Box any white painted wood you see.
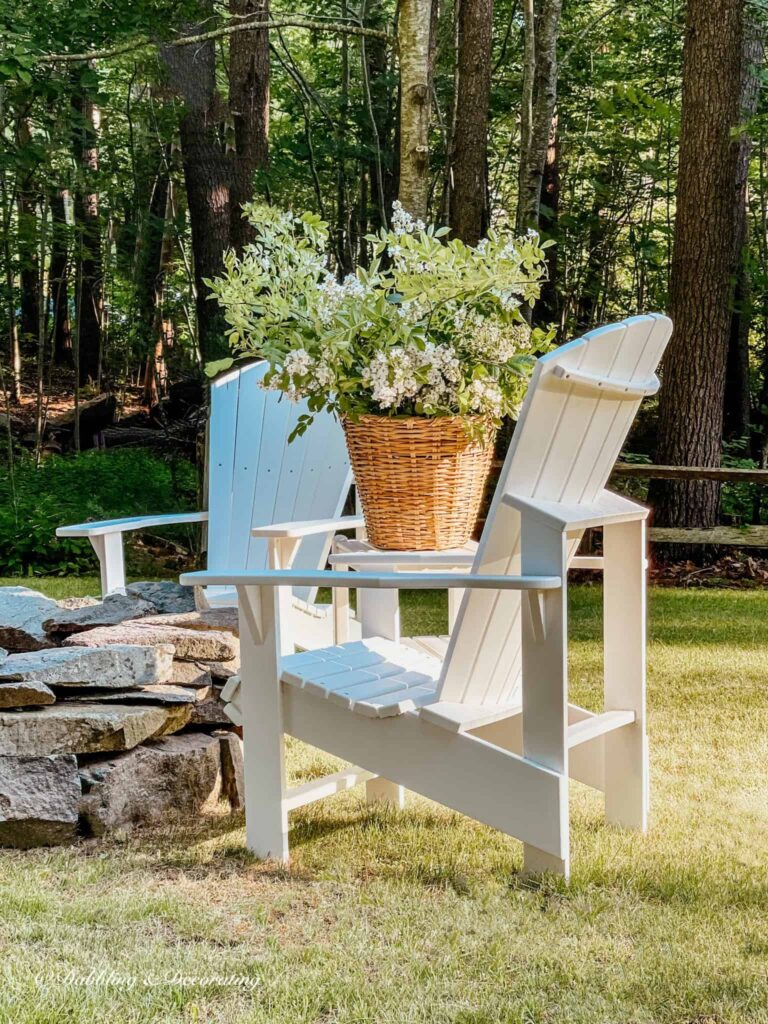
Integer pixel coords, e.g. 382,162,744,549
88,533,127,595
285,768,375,811
358,587,401,642
603,518,649,831
281,683,566,858
503,489,648,532
550,363,660,398
177,315,671,878
365,777,406,809
253,516,364,539
520,518,569,878
180,569,562,591
237,584,289,861
59,362,353,638
57,510,209,538
419,700,522,733
567,709,635,748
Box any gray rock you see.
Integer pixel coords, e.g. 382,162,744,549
142,607,239,636
200,656,241,681
0,645,173,690
0,587,58,652
0,702,188,756
188,691,233,727
78,732,222,836
43,593,156,637
216,731,244,810
63,623,238,662
0,754,80,848
71,685,199,707
56,596,100,611
169,660,213,689
126,581,196,615
0,680,56,709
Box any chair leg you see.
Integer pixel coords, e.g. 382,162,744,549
366,777,405,809
238,584,290,862
523,844,568,877
90,534,126,596
603,520,649,832
521,519,570,879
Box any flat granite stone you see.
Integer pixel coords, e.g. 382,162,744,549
0,680,56,709
125,581,197,615
0,702,188,756
141,607,239,636
0,754,80,848
187,692,233,728
43,593,157,637
71,685,201,707
78,732,222,836
199,656,241,681
63,623,238,662
0,587,59,652
0,645,173,690
168,660,213,689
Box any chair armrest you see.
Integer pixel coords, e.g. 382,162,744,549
180,568,561,591
503,489,648,531
250,516,364,539
57,511,209,538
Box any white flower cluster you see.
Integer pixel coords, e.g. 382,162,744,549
362,342,461,411
316,273,368,325
465,377,506,418
391,200,426,237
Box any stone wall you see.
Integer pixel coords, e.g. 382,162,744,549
0,584,243,847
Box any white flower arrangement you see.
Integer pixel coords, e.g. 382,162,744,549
207,202,554,437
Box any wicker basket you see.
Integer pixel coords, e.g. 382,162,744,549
343,414,497,550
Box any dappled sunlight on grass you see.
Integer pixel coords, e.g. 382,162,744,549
0,585,767,1022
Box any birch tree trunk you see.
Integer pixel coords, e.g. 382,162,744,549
397,0,432,219
516,0,562,234
651,0,744,530
447,0,493,245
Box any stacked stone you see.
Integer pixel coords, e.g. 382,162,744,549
0,583,244,848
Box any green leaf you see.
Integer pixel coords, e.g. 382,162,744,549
204,358,235,379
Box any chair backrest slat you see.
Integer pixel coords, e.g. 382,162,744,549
437,314,672,707
207,363,351,592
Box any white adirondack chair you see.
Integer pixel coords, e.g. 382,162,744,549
180,314,672,878
57,361,360,647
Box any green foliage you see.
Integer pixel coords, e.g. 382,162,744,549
211,203,554,432
0,450,197,576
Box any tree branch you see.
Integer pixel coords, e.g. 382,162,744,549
37,16,394,65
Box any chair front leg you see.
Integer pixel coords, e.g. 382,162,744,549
520,517,569,878
89,533,126,596
237,583,289,862
603,518,649,832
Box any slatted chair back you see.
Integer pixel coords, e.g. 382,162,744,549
206,362,352,600
437,314,672,707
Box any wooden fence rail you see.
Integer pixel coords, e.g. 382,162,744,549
485,461,768,547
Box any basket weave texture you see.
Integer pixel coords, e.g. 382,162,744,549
343,414,496,551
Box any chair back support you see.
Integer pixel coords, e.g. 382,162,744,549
437,314,672,706
207,362,352,595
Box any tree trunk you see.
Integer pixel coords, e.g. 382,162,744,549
71,81,103,385
136,165,170,388
537,112,560,326
447,0,493,245
48,189,72,366
516,0,562,234
723,17,764,442
397,0,432,219
650,0,744,529
161,22,231,363
228,0,270,253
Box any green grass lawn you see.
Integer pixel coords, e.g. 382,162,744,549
1,582,767,1023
